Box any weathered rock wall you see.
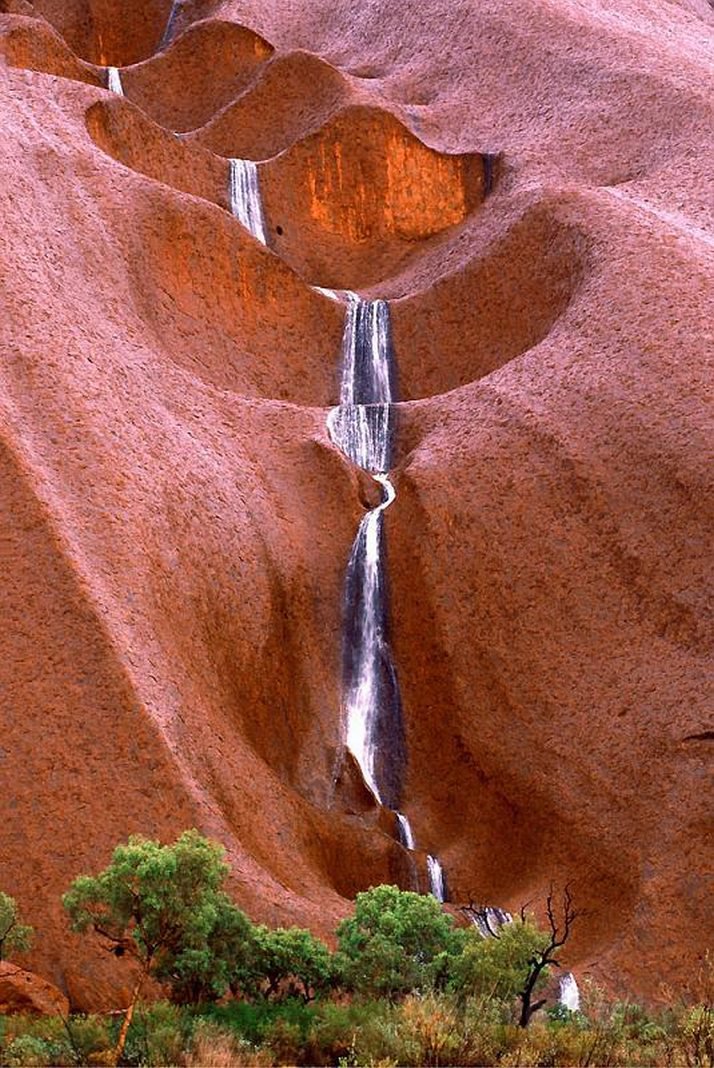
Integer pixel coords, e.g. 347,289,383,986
0,0,711,1007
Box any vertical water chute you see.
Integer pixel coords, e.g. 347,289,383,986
228,158,268,246
329,296,404,810
427,855,446,902
106,67,124,95
159,0,180,50
396,812,415,850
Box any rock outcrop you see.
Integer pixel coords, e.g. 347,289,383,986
0,0,711,1009
0,963,69,1016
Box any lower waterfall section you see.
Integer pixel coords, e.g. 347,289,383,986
341,471,405,809
328,294,447,900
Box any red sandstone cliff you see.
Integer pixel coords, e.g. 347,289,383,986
0,0,711,1008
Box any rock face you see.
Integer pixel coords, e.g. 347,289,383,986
0,0,711,1009
0,963,70,1016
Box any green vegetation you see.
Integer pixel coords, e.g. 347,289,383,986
335,883,464,998
0,893,33,961
0,831,710,1066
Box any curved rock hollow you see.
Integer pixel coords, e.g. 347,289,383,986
390,197,587,400
15,0,174,64
86,97,228,207
119,20,274,133
260,106,489,289
128,192,345,403
186,50,349,161
0,15,103,85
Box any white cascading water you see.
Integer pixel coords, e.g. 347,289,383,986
106,67,124,95
427,855,446,902
329,297,403,808
228,159,268,245
329,294,448,898
341,474,398,802
558,972,581,1012
396,812,415,850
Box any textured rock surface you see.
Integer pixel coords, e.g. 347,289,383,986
0,963,70,1016
0,0,711,1009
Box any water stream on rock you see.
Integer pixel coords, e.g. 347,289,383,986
159,0,180,50
427,854,446,902
328,294,447,899
228,159,268,245
558,972,581,1011
106,67,124,95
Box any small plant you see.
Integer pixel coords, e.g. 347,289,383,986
0,892,33,961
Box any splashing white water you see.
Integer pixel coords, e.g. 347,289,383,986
228,159,267,245
427,855,445,902
559,972,580,1012
106,67,124,95
327,404,391,474
327,296,394,473
396,812,415,849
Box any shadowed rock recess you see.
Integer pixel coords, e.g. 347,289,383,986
0,0,712,1010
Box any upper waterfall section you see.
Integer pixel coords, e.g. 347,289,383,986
328,296,396,474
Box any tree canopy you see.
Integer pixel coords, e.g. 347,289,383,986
336,884,465,998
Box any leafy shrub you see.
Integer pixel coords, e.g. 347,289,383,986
0,894,33,962
252,925,334,1002
336,885,464,998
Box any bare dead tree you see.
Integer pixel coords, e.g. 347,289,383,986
518,884,577,1027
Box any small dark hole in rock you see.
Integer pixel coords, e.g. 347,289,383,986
275,225,283,235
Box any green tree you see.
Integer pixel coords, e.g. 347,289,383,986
336,885,464,999
160,892,257,1005
253,925,334,1001
63,829,253,1060
0,892,33,960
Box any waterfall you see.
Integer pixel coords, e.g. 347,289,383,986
396,812,415,850
106,67,124,95
329,297,404,810
558,972,580,1012
228,159,268,245
329,295,449,896
427,855,446,902
327,296,394,472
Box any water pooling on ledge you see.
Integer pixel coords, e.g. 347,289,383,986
328,294,447,899
228,159,268,245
